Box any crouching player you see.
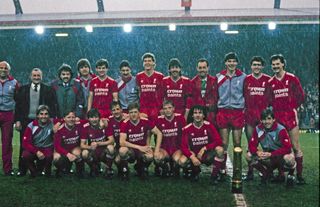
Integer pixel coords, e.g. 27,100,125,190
155,100,186,177
179,105,224,184
119,102,163,180
247,107,296,187
22,105,56,177
53,111,84,178
106,101,125,176
80,108,115,178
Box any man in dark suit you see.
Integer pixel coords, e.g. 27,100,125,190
15,68,58,176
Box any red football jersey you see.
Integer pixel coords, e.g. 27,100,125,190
54,124,81,155
120,118,155,146
267,72,304,111
181,121,222,157
106,116,123,147
136,71,164,113
89,76,118,112
244,74,270,110
156,113,186,150
161,76,192,115
80,122,108,143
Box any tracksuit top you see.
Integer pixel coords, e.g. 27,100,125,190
216,69,246,109
0,76,18,111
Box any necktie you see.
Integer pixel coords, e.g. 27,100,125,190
34,83,38,92
201,79,206,97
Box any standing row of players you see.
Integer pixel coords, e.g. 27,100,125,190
0,51,305,185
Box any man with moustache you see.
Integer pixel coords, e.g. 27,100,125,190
116,60,139,113
15,68,58,176
51,64,84,119
267,54,305,184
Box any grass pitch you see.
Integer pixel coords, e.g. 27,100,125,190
0,132,318,207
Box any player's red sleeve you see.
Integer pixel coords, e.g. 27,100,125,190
54,132,69,155
248,128,259,155
22,126,39,154
243,77,250,108
292,76,305,108
206,124,223,150
181,127,192,158
111,80,119,93
271,129,292,156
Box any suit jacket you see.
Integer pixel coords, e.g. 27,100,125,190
14,82,58,122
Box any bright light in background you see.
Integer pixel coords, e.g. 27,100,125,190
220,23,228,31
55,33,69,37
169,24,176,31
225,30,239,34
123,24,132,33
35,25,44,34
268,22,277,30
85,25,93,33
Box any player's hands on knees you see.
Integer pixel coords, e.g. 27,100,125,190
190,155,201,166
257,151,271,160
66,153,78,162
197,147,206,160
154,150,161,160
139,145,153,154
90,142,98,150
36,151,45,160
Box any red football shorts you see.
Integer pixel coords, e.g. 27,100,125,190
274,110,298,130
216,108,245,129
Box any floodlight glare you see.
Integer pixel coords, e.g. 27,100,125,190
35,25,44,34
268,22,277,30
55,33,69,37
85,25,93,33
225,30,239,34
169,24,176,31
220,23,228,31
123,24,132,33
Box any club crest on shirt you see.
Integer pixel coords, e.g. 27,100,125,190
75,130,78,135
106,83,109,87
174,122,177,127
166,85,170,89
153,79,157,84
162,124,165,128
180,84,183,89
204,129,207,135
89,134,93,138
262,82,265,87
286,80,289,85
141,127,144,132
129,129,132,133
62,136,66,139
272,84,275,88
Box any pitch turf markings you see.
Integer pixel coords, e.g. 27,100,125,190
226,154,248,207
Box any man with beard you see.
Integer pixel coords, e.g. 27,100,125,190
51,64,84,119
